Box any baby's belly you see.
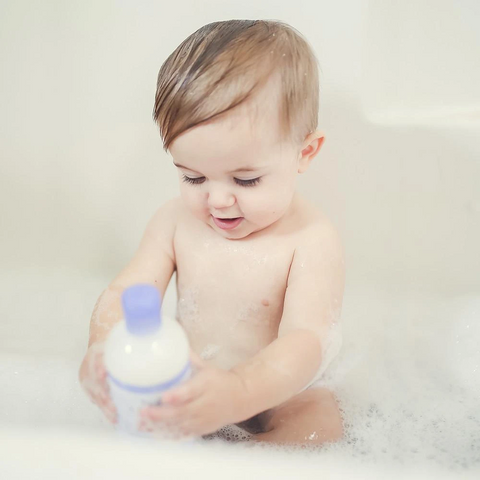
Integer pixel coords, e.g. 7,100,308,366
175,289,281,370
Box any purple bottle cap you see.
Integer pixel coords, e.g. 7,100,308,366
121,284,162,336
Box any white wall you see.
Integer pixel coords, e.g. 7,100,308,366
1,0,479,294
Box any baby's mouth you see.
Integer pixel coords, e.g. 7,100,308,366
211,216,244,230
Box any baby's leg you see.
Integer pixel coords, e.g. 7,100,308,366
251,387,344,446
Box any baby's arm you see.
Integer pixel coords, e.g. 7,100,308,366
87,198,178,346
231,222,345,419
139,221,346,436
78,198,179,419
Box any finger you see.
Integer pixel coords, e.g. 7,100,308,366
91,390,110,410
102,396,117,415
100,371,111,392
80,355,104,395
90,388,117,416
139,417,175,432
154,425,188,440
143,404,184,423
99,395,117,423
139,417,187,439
95,364,113,398
162,375,205,405
172,415,213,438
101,404,117,423
88,394,116,424
98,364,107,379
95,352,107,378
86,378,110,402
156,398,207,433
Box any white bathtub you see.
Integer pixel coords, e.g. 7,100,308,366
1,0,479,478
1,269,479,478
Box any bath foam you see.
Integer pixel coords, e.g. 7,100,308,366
203,424,253,443
176,287,202,331
445,297,480,396
3,272,479,474
209,241,268,266
200,344,221,360
197,290,480,473
299,289,480,472
92,288,122,332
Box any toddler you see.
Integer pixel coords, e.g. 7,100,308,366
79,19,345,446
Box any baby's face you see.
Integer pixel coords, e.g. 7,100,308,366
169,101,302,240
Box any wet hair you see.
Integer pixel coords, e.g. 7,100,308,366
153,19,320,152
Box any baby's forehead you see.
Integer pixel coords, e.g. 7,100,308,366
170,76,289,163
172,128,273,172
172,104,281,159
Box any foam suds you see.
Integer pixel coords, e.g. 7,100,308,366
176,287,202,331
203,239,268,266
1,274,479,474
91,288,122,332
200,344,221,360
199,288,480,473
203,424,253,443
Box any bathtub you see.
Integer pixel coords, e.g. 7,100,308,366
1,0,479,478
1,269,479,478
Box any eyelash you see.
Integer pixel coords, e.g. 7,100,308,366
181,175,261,188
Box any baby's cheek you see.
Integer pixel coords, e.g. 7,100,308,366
181,190,206,218
248,195,285,223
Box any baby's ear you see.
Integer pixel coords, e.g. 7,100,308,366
298,131,325,173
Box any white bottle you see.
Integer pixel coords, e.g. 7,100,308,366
104,284,191,437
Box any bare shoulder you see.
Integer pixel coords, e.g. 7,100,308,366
297,197,343,248
293,194,344,261
147,196,184,232
144,196,185,260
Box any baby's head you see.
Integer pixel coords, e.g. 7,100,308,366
153,20,324,240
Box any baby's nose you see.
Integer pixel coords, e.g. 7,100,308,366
207,186,235,209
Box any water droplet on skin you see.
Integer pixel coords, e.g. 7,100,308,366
201,344,221,360
177,287,201,329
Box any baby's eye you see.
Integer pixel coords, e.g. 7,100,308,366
182,175,205,185
235,177,261,187
182,175,261,187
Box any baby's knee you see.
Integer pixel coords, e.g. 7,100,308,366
319,415,344,444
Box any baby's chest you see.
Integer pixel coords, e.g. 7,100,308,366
174,236,294,322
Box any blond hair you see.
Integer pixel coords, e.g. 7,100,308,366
153,19,320,152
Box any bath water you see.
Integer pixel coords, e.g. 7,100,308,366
0,272,479,473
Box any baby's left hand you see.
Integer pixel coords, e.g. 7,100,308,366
139,352,249,438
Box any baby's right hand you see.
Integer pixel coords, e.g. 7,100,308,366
78,342,117,424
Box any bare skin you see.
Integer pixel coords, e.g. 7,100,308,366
79,79,345,446
235,387,344,446
171,195,344,445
